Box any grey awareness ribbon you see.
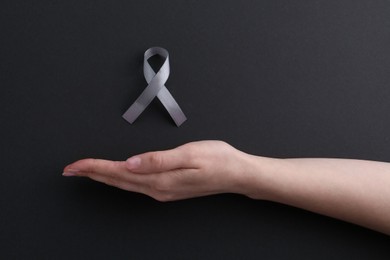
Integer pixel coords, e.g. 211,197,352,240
122,47,187,126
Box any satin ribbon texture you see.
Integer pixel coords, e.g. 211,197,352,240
122,47,187,127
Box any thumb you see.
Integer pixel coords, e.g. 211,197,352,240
126,147,193,173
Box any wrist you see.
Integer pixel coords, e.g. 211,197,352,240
238,153,283,200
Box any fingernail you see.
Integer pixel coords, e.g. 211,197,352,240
62,169,80,177
126,156,141,170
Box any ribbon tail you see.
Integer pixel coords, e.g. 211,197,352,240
157,87,187,126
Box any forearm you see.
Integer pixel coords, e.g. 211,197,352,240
242,155,390,235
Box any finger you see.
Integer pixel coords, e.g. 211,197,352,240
126,147,196,174
63,158,148,184
86,172,147,194
63,158,128,177
63,158,155,192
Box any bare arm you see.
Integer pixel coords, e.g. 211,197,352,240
63,141,390,235
244,156,390,235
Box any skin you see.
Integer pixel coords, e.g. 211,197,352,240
63,140,390,235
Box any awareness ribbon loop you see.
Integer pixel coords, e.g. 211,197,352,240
122,47,187,126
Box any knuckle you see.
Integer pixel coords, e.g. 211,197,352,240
185,148,198,164
88,158,100,173
153,177,173,192
217,140,230,147
106,177,121,188
178,144,199,165
148,176,177,202
153,192,174,202
149,152,164,169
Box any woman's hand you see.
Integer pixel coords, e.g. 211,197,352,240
64,140,390,234
63,141,255,201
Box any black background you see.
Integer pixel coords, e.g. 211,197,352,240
1,0,389,258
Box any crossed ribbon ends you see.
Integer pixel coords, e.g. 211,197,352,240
122,47,187,127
